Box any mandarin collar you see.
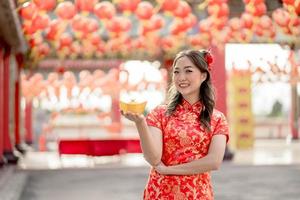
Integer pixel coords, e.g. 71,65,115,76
179,98,203,115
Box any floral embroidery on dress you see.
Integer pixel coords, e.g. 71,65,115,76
144,99,229,200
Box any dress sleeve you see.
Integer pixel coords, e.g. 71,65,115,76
212,112,229,143
145,106,164,130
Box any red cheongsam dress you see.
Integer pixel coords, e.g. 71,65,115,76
144,99,229,200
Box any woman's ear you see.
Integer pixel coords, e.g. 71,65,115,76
201,72,207,81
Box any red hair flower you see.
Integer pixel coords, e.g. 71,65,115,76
204,51,213,71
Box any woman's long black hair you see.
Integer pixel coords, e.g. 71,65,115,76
166,49,215,131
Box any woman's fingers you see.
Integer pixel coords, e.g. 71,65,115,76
120,110,144,122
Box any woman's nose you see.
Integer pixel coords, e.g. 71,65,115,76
178,73,186,81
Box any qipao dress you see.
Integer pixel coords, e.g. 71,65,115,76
144,99,229,200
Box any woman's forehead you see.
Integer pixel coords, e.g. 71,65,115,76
174,56,195,68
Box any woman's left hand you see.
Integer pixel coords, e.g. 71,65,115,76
154,162,169,175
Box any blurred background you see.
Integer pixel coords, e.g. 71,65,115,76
0,0,299,199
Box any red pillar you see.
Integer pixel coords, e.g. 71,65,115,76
211,46,234,160
0,48,5,166
3,48,18,164
25,101,33,144
15,54,23,152
211,46,227,114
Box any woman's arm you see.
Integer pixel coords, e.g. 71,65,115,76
155,135,226,175
121,111,162,166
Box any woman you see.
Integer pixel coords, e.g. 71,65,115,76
121,49,229,199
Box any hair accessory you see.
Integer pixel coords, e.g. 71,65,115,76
204,50,213,71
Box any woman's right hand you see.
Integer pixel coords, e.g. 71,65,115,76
120,110,145,124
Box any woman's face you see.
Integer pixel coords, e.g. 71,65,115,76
173,56,207,102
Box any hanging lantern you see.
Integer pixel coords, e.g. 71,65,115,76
158,0,180,12
173,1,191,18
243,0,264,3
32,13,50,30
240,12,254,29
135,1,154,20
94,1,116,20
75,0,97,12
71,15,87,32
56,1,77,20
83,18,99,33
259,15,273,30
106,16,131,34
23,24,37,35
272,8,290,27
207,3,229,18
116,0,140,14
33,0,56,11
59,33,73,47
46,19,65,41
19,2,37,20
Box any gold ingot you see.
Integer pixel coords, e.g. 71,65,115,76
119,100,147,114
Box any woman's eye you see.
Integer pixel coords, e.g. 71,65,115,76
186,70,193,73
173,71,179,74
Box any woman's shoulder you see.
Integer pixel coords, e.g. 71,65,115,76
212,109,226,120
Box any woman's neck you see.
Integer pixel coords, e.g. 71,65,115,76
182,96,200,105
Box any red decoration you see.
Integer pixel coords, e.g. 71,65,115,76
117,0,140,13
135,2,154,20
173,1,191,18
33,0,56,11
75,0,97,12
56,2,77,20
272,8,290,27
240,12,254,29
32,14,50,30
46,19,65,41
94,2,116,20
106,16,131,34
207,3,229,18
19,2,37,20
204,51,213,70
159,0,180,12
59,33,73,47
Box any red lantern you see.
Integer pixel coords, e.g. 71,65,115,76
117,0,140,13
33,0,56,11
243,0,264,4
282,0,295,5
71,15,86,32
56,2,76,20
207,3,229,18
228,17,241,31
32,14,50,30
23,24,37,35
209,0,228,4
37,43,50,56
198,18,212,33
160,37,175,50
59,33,73,47
83,18,99,33
19,2,37,20
246,3,266,16
135,2,154,20
159,0,180,12
75,0,97,12
106,16,131,34
259,15,272,30
173,1,191,18
94,1,116,20
46,19,65,41
90,34,102,46
272,8,290,27
240,12,254,29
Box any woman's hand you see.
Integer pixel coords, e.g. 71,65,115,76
120,110,145,124
154,162,169,175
